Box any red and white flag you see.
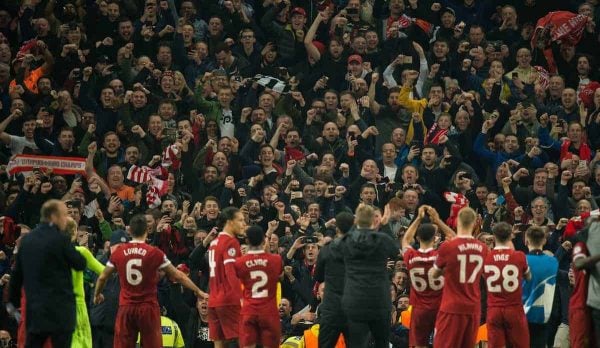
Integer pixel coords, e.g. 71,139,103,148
7,154,87,176
127,165,168,208
162,145,180,169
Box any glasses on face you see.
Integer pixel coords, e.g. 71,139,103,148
533,205,546,210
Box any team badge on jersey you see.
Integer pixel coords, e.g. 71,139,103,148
228,248,237,257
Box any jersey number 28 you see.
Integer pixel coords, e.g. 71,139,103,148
484,264,519,293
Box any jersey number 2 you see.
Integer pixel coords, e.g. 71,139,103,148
250,270,268,298
126,259,143,286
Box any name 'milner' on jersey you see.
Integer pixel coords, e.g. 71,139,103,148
108,241,171,305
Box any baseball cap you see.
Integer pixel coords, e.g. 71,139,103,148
291,7,306,17
312,40,326,55
440,7,455,16
97,55,110,64
347,54,363,65
110,229,131,247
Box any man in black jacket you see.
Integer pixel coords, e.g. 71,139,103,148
338,204,399,348
314,211,354,348
9,199,87,348
90,230,128,348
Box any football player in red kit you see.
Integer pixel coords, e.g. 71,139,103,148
571,234,597,348
94,215,208,348
483,222,531,348
207,207,246,347
402,205,455,348
431,207,488,348
234,225,283,348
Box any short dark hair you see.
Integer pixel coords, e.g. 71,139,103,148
360,183,376,193
214,42,230,54
492,222,512,242
218,207,240,228
417,223,436,242
129,214,148,237
246,225,264,247
526,226,546,246
335,212,354,235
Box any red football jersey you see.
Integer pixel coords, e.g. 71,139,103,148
434,236,488,314
404,247,443,310
207,232,242,307
483,247,529,307
234,250,282,314
570,242,590,310
108,241,170,305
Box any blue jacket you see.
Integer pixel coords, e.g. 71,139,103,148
473,132,543,174
522,250,558,324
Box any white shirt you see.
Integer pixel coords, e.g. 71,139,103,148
8,136,37,155
220,109,234,138
384,164,397,181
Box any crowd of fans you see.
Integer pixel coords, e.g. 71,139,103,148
0,0,600,346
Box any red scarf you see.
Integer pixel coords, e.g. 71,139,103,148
560,140,591,162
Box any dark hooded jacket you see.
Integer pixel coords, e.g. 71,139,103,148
337,227,399,319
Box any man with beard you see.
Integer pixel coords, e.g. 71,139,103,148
115,17,134,48
123,144,143,167
284,235,320,313
169,285,212,348
244,198,264,226
0,112,38,155
80,131,125,178
182,157,225,204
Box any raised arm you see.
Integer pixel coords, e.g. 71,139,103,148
427,206,456,240
0,109,21,145
304,11,325,62
76,246,105,274
163,263,209,299
367,73,381,115
402,206,426,250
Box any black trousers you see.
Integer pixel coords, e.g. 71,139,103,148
26,331,72,348
592,308,600,347
346,314,389,348
319,319,349,348
528,322,548,348
92,326,114,348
